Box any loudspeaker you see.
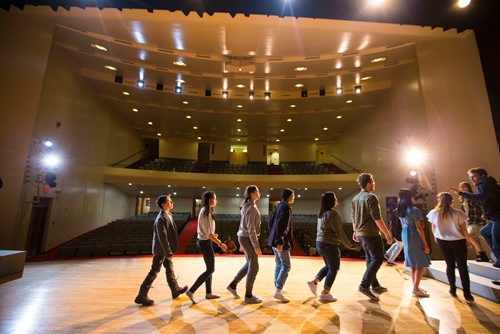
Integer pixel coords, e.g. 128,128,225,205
205,89,212,96
156,83,163,91
301,90,308,98
319,88,325,96
114,75,123,84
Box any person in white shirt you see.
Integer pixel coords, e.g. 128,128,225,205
186,191,227,304
427,192,474,302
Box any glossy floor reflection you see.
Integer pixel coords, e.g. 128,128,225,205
0,256,499,333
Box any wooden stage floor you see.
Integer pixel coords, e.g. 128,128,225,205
1,255,499,333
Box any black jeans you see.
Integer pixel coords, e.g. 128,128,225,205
315,241,340,290
189,239,215,294
358,236,384,289
437,238,471,294
140,255,179,293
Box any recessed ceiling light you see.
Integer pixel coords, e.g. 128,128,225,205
197,136,202,140
290,104,296,108
176,79,186,84
287,118,292,122
276,139,280,142
148,121,153,125
371,57,386,63
294,66,307,72
280,129,285,132
295,83,304,88
105,65,117,71
361,76,372,81
173,61,186,66
323,127,328,131
297,194,301,198
182,101,189,104
186,115,191,119
91,44,107,51
122,91,130,95
266,194,270,197
337,115,343,119
237,138,241,141
315,138,319,141
140,190,144,194
338,187,343,190
237,105,243,108
236,194,240,197
157,133,162,136
237,129,242,132
305,188,308,190
173,192,177,195
132,108,139,112
236,84,246,88
458,0,471,8
168,185,171,187
237,118,242,122
128,183,132,186
193,126,198,129
346,100,353,104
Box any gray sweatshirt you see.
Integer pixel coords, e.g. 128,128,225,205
237,201,262,250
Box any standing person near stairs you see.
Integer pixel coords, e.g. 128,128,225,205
134,195,188,306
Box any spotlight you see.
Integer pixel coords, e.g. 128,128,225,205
249,91,254,100
355,85,362,94
42,153,61,169
301,90,308,98
42,139,54,148
175,85,182,94
319,88,325,96
336,87,343,95
264,92,271,100
205,89,212,97
156,83,163,91
222,91,229,99
114,74,123,84
136,80,144,88
457,0,471,8
404,148,427,166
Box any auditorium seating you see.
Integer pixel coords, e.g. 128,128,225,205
57,212,191,258
133,159,346,175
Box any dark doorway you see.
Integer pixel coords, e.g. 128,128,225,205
198,143,211,163
26,197,51,257
143,138,159,160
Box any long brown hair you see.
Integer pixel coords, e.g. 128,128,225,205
435,192,453,220
244,185,258,204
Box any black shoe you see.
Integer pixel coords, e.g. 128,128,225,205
372,286,388,293
359,286,380,301
135,295,154,306
493,260,500,268
464,293,474,302
476,252,490,262
492,280,500,286
449,288,457,297
172,285,188,299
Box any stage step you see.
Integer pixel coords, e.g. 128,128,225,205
427,260,499,303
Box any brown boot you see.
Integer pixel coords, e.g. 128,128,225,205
171,284,188,299
135,286,154,306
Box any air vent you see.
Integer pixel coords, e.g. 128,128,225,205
196,54,212,59
115,39,133,45
158,48,173,54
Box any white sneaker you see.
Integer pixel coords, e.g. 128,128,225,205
307,281,318,296
320,292,337,302
273,289,290,303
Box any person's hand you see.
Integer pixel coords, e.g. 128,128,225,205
424,246,431,254
353,232,359,243
449,188,459,195
276,244,283,252
255,248,263,256
220,243,227,252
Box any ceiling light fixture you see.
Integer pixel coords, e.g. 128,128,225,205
132,108,139,112
148,121,153,125
136,80,144,88
173,61,186,66
237,118,242,122
276,139,280,142
237,105,243,108
186,115,191,119
355,85,362,94
193,126,198,130
371,57,386,63
294,66,307,71
315,138,319,141
280,129,285,132
237,129,242,132
323,127,328,131
249,91,254,100
157,133,162,136
122,91,130,96
183,101,189,104
336,87,343,95
91,44,107,51
197,136,202,140
287,118,292,122
290,104,296,108
264,92,271,100
295,83,304,88
222,91,229,99
236,84,246,88
176,79,186,84
175,85,182,94
361,76,372,81
457,0,471,8
337,115,343,119
105,65,117,71
346,100,353,104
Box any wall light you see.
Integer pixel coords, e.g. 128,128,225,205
249,91,254,100
175,85,182,94
336,87,343,95
264,92,271,100
222,91,229,99
355,85,362,94
136,80,144,88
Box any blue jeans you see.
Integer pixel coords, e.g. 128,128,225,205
272,247,291,290
315,241,340,290
481,220,500,261
358,236,384,289
231,236,259,297
189,239,214,294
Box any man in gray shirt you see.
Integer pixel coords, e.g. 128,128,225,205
352,173,393,301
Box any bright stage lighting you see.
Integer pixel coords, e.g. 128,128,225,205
457,0,471,8
42,154,61,169
405,148,426,166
